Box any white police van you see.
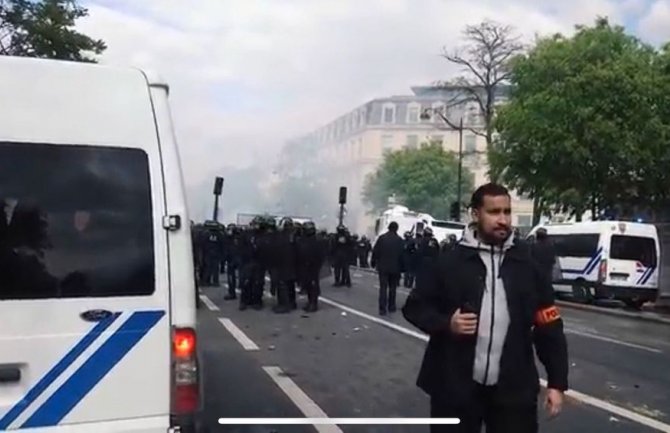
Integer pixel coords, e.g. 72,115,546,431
0,57,201,432
410,216,466,242
528,221,660,309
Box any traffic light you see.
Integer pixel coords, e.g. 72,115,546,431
339,186,348,204
450,201,460,220
213,177,224,195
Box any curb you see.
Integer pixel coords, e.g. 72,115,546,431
352,267,670,326
556,300,670,326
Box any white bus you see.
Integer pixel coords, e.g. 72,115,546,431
528,221,660,309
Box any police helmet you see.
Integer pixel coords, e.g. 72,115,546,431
279,217,294,231
303,221,316,235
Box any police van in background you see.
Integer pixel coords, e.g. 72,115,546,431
528,220,660,309
0,57,201,432
410,215,466,242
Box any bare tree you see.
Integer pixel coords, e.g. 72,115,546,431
437,20,524,156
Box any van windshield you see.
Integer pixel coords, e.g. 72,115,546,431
610,235,657,267
0,142,155,300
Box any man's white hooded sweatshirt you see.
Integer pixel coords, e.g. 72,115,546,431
460,226,516,386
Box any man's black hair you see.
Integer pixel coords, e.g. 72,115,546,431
470,183,511,210
388,221,399,232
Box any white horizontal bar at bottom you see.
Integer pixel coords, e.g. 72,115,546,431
218,418,460,425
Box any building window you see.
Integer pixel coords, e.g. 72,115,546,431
381,134,393,153
406,135,419,149
517,215,532,227
360,108,367,125
465,135,477,153
407,103,420,123
383,104,395,124
430,135,444,146
353,111,359,129
358,138,363,158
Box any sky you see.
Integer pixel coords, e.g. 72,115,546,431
77,0,669,193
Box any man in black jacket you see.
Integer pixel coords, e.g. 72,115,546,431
402,183,568,433
371,221,404,315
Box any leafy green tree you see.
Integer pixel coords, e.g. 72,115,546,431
362,144,474,219
491,17,668,221
0,0,106,62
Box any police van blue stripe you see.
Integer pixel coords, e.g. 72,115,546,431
641,267,655,285
636,267,651,285
21,310,165,429
584,250,603,275
0,313,121,430
562,247,603,275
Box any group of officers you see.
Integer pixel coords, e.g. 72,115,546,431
191,216,373,313
191,214,471,316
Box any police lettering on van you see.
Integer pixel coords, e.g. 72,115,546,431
0,57,201,432
527,220,660,310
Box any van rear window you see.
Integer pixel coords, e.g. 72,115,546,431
610,235,657,267
548,234,599,258
0,142,155,300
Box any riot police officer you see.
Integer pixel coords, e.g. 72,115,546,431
332,225,353,287
273,217,299,314
402,231,418,288
239,219,262,311
224,223,241,300
297,221,325,312
358,235,372,268
202,221,224,287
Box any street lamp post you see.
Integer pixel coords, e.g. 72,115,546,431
421,108,464,221
456,117,463,222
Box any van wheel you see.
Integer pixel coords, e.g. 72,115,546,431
624,299,645,311
572,281,592,303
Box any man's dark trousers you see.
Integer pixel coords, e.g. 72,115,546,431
430,385,538,433
378,272,399,313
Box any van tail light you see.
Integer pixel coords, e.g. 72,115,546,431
171,327,199,415
598,259,607,283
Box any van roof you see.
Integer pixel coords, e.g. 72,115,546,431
532,220,658,236
0,56,160,151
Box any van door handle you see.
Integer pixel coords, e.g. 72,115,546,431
0,367,21,383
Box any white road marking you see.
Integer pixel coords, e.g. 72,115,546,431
562,387,670,433
320,297,428,342
564,328,662,354
218,318,259,351
319,296,670,432
219,418,459,425
262,366,344,433
199,294,220,311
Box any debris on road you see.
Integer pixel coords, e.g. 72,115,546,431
341,312,348,317
268,345,276,351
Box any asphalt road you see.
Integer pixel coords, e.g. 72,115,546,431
196,269,670,433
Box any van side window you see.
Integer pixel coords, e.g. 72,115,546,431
0,142,155,300
548,234,599,258
610,235,657,267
